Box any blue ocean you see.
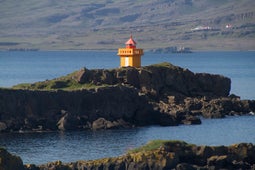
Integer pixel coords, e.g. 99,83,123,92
0,51,254,99
0,51,255,164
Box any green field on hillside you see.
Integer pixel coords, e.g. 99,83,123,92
0,0,254,50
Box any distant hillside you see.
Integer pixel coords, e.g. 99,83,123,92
0,0,254,50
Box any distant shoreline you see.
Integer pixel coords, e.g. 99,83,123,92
1,49,255,52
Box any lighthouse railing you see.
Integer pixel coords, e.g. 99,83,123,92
117,48,143,55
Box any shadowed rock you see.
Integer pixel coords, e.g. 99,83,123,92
0,148,24,170
1,140,250,170
0,62,254,132
74,62,231,98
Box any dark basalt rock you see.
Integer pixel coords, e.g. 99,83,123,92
74,63,231,99
0,147,24,170
92,118,132,130
0,86,158,132
9,141,253,170
181,115,201,125
156,95,255,122
57,110,80,131
0,62,254,132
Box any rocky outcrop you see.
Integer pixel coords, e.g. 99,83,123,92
0,147,24,170
156,95,255,122
73,62,231,99
16,140,255,170
91,118,132,130
0,62,254,132
0,86,157,132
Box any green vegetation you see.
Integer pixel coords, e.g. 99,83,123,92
128,140,188,153
12,62,179,91
13,79,82,90
12,71,108,91
12,79,108,91
148,62,177,69
0,0,254,50
150,62,172,67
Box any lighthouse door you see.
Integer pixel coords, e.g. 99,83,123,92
125,57,129,67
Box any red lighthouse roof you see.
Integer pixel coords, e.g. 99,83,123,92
125,35,136,48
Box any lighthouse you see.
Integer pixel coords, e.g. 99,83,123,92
117,35,144,67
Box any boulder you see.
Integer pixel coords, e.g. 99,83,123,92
194,73,231,97
232,160,252,170
207,155,230,168
92,118,132,130
181,115,201,125
24,164,39,170
0,147,24,170
75,67,92,83
176,163,196,170
228,143,255,164
92,118,114,130
57,110,80,131
101,69,117,84
72,62,231,98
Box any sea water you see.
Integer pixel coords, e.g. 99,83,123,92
0,51,254,99
0,116,254,165
0,51,255,164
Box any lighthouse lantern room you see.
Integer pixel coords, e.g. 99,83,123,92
117,35,143,67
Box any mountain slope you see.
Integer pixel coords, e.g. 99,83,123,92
0,0,254,50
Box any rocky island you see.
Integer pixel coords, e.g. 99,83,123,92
1,62,255,170
0,62,254,132
1,140,255,170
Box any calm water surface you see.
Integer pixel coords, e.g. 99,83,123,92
0,51,255,99
0,116,254,165
0,51,255,164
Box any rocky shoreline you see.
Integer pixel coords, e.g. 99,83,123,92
1,140,255,170
0,62,254,132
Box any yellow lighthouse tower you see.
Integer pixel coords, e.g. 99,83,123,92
117,35,143,67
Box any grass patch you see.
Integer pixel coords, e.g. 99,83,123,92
128,140,168,153
11,62,180,91
147,62,179,70
12,70,109,91
128,140,188,153
150,62,174,67
12,79,108,91
128,140,174,153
